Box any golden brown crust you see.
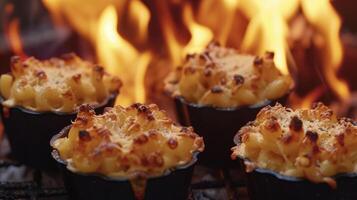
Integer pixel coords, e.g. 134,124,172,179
232,103,357,185
165,42,293,108
0,54,121,112
52,103,204,178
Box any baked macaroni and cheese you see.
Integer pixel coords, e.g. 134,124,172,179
0,54,121,112
232,103,357,186
165,42,293,108
52,103,204,177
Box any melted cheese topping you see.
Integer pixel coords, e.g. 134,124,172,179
165,42,293,108
232,103,357,186
52,103,204,178
0,54,121,112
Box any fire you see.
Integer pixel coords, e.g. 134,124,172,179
155,2,213,66
7,18,25,57
127,0,150,44
239,0,349,104
43,1,151,106
4,3,26,57
96,5,151,105
239,0,300,75
182,3,213,57
301,0,350,102
41,0,350,108
290,86,325,109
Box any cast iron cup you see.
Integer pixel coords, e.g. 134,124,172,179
0,93,117,170
51,125,199,200
174,94,289,168
239,158,357,200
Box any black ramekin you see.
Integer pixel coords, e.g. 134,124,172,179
238,157,357,200
174,94,289,168
0,93,117,170
50,126,198,200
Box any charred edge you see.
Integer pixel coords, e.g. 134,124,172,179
233,74,244,85
35,70,47,80
211,85,223,93
265,117,280,132
72,74,81,83
264,51,274,59
167,138,178,149
78,104,95,113
306,131,318,143
289,116,303,132
79,130,91,141
185,53,196,61
134,134,149,145
253,56,263,65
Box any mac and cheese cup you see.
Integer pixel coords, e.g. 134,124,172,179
0,54,121,169
232,103,357,200
50,104,204,200
165,42,292,167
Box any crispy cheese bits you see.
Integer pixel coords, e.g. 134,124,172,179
52,103,204,177
232,103,357,187
165,42,292,108
0,54,121,112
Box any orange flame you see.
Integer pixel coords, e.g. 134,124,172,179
43,0,350,108
290,86,325,109
239,0,300,75
238,0,349,105
301,0,350,102
4,3,26,58
182,3,213,57
96,5,151,105
7,18,25,56
43,1,151,105
155,2,213,66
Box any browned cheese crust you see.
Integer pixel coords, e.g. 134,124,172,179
232,103,357,186
0,53,122,112
165,42,293,108
52,103,204,178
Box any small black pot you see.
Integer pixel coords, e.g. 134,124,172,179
239,158,357,200
0,93,117,170
174,95,289,168
51,126,198,200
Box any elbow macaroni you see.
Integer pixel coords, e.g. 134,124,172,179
165,42,293,108
0,54,122,112
231,103,357,185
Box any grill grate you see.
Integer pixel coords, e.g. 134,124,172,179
0,159,248,200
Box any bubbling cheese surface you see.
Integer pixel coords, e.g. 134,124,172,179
0,54,121,112
232,103,357,186
165,42,293,108
53,103,204,178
